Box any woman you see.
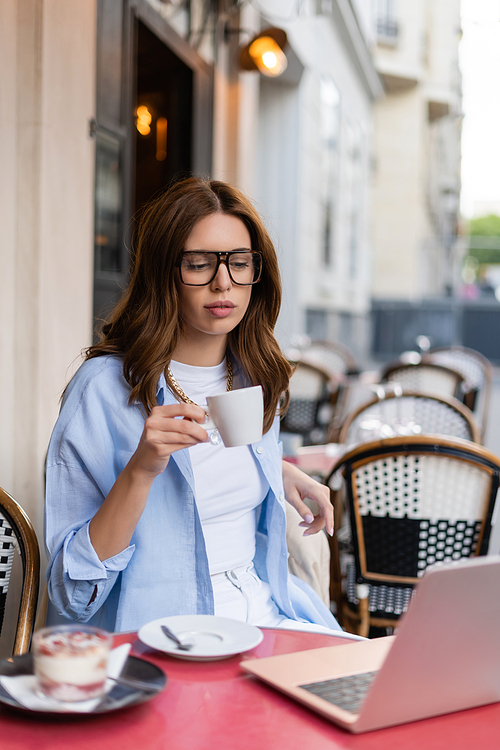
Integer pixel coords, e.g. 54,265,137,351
45,177,341,634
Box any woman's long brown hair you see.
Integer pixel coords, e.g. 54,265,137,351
86,177,292,433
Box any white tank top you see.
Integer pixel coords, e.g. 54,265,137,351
169,359,269,575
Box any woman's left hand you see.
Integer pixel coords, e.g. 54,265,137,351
282,460,334,537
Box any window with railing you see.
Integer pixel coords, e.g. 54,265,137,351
376,0,399,42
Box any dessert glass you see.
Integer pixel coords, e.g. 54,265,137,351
33,625,113,702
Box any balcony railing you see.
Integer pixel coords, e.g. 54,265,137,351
377,17,399,42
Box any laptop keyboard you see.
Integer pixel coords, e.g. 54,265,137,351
299,671,379,715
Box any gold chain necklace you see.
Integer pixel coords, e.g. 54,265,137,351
167,354,233,446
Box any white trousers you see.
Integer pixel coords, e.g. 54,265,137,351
211,563,338,636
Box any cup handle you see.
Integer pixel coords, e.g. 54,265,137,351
192,413,216,431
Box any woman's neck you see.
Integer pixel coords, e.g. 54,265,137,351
171,335,228,367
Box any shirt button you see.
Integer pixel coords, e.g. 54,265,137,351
279,494,285,503
256,447,264,454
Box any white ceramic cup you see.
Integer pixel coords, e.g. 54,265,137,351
206,385,264,447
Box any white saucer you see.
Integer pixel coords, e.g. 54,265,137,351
138,615,263,661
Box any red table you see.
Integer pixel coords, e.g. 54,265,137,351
1,628,500,750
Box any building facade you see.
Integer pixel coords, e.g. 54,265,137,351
370,0,462,300
252,0,382,357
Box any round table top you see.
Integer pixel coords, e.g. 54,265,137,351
1,627,500,750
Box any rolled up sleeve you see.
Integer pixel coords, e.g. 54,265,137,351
48,521,135,622
64,523,134,580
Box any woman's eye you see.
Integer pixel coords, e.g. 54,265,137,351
190,262,210,271
183,256,213,271
230,255,252,269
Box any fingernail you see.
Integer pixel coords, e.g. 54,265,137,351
328,527,334,537
304,513,314,524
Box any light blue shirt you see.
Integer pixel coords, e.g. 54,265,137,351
45,355,340,633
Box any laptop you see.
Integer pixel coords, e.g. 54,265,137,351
240,556,500,733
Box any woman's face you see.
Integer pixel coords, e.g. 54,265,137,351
175,213,254,350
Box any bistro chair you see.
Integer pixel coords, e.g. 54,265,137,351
339,389,481,447
288,341,360,442
325,435,500,637
379,360,465,400
329,390,479,622
281,360,334,445
427,346,493,436
0,487,40,655
299,339,359,378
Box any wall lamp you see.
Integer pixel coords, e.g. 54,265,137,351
239,27,288,78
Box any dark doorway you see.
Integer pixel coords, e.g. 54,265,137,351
93,1,213,337
134,20,193,216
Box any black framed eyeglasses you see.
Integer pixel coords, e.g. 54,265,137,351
177,250,263,286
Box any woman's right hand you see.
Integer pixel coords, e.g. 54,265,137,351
130,403,209,478
90,403,208,561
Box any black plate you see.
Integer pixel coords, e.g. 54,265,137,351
0,654,167,715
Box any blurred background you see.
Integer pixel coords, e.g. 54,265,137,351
2,0,500,540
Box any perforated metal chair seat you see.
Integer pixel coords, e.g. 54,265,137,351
346,564,414,619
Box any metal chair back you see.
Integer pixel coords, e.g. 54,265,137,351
290,341,359,440
339,390,481,447
299,340,359,378
380,361,464,399
325,436,500,635
0,488,40,655
428,346,493,435
281,360,333,445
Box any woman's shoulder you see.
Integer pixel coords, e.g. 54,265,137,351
60,355,130,421
48,356,134,464
65,355,125,396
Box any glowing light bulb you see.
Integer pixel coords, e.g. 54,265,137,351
136,105,152,136
248,36,287,77
262,51,278,70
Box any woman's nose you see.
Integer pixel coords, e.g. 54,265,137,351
211,260,232,291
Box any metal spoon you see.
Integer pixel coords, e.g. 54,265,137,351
161,624,193,651
107,675,158,692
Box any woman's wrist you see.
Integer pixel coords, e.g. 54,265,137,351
126,451,167,487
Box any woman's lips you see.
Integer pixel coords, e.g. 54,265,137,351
204,301,236,318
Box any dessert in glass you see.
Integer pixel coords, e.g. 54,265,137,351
33,625,113,702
